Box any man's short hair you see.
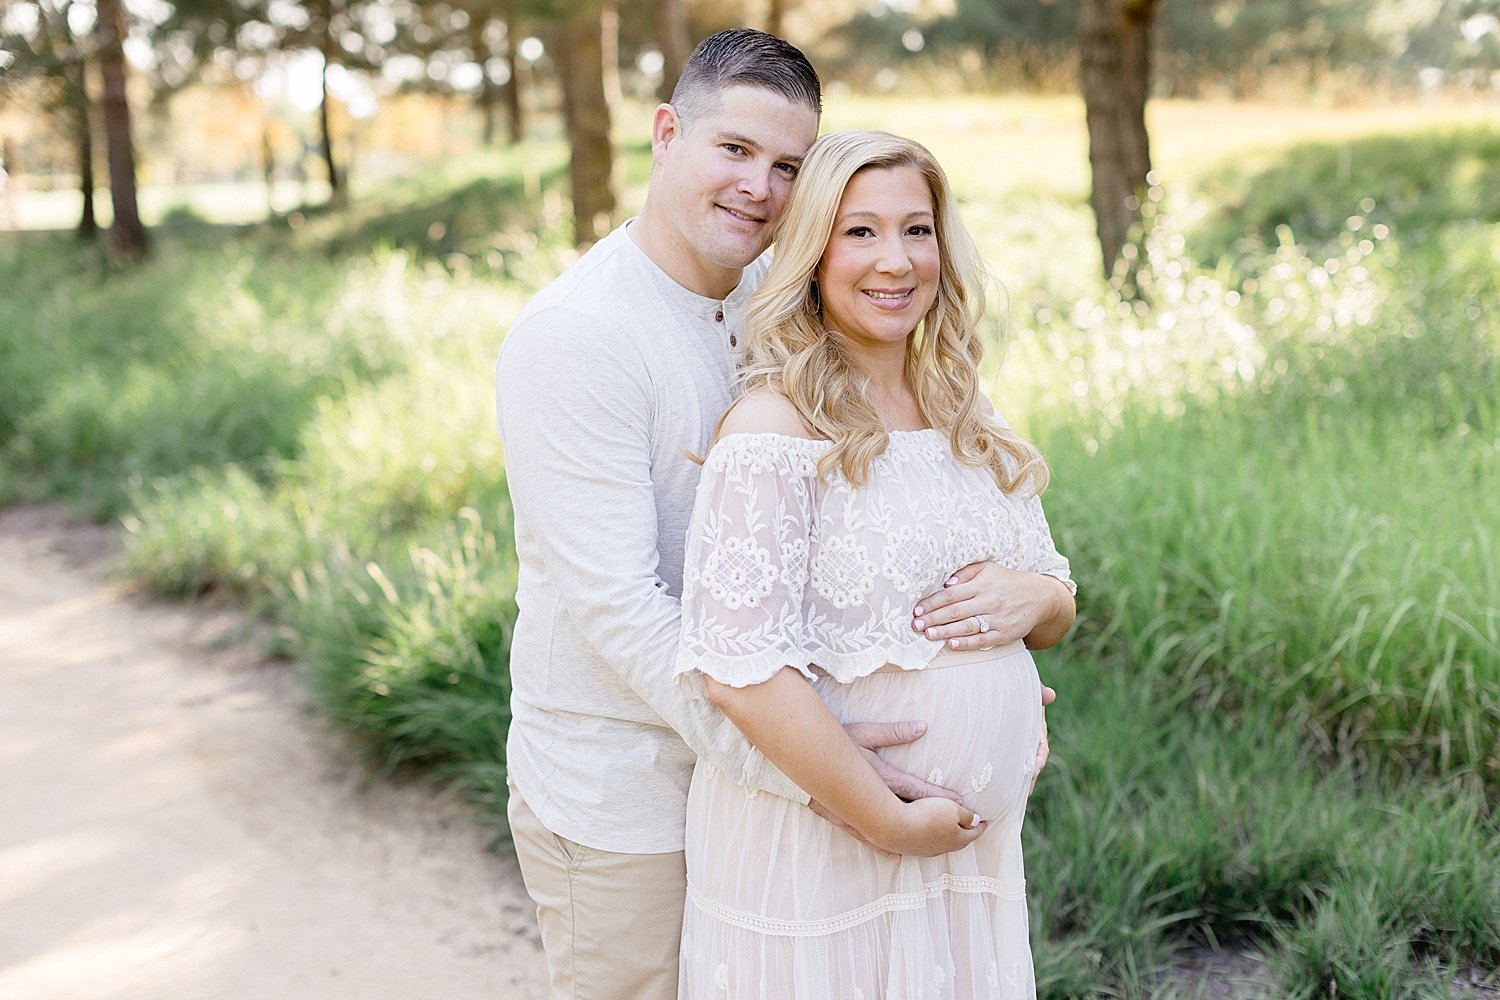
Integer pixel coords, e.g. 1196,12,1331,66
670,28,822,129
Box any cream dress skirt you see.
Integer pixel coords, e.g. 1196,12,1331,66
679,640,1043,1000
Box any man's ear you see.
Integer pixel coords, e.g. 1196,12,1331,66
651,103,682,159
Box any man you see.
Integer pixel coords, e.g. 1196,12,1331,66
495,28,1051,999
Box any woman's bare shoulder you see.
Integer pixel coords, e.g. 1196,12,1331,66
717,390,819,441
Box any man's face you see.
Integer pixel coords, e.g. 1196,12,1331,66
652,85,820,281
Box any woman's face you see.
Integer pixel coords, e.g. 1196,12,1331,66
816,165,941,355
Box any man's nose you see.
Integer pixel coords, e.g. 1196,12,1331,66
737,165,771,202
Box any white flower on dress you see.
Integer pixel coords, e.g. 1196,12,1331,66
932,964,947,988
880,524,940,594
809,534,876,608
702,536,777,610
927,767,945,786
966,763,993,795
714,962,729,991
986,962,1000,988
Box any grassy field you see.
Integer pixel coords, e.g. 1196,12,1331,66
3,96,1497,996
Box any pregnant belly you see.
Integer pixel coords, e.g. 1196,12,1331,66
814,642,1044,824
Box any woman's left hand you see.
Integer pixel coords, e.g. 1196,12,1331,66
910,561,1064,650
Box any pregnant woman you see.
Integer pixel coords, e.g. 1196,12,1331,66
674,130,1077,999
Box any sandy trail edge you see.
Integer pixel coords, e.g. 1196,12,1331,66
0,505,549,1000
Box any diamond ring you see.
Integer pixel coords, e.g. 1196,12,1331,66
975,615,991,634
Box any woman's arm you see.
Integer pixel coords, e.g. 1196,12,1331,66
705,669,986,857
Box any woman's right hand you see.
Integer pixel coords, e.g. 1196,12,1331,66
871,796,987,857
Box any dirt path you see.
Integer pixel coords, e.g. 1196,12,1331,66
0,505,550,1000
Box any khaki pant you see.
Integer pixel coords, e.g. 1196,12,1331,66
508,781,687,1000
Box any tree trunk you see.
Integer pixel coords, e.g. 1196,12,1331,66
68,59,97,237
471,19,499,146
95,0,147,260
480,77,498,147
1,137,17,232
34,0,96,236
654,0,690,101
318,35,344,205
600,0,621,111
262,126,276,218
500,0,524,143
1080,0,1157,280
553,3,616,247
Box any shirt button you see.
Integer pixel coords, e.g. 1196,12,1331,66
729,334,738,347
714,309,724,322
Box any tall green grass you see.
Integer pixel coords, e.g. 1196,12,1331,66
2,114,1496,995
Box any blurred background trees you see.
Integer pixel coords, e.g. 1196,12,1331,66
2,0,1496,256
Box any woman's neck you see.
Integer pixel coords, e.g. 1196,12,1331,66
855,356,926,431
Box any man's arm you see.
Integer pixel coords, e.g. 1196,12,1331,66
496,311,807,799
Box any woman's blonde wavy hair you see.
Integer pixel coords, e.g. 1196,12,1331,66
737,129,1048,495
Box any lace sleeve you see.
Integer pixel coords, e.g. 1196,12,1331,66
676,434,822,696
1019,490,1077,595
990,405,1077,596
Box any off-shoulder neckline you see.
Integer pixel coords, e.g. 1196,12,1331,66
712,427,942,449
714,428,936,443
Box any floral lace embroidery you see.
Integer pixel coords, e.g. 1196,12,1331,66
881,524,941,594
701,536,778,610
677,431,1074,692
810,533,878,608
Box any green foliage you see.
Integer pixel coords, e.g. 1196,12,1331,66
291,509,518,823
1028,658,1500,996
294,143,572,280
118,465,306,600
1193,126,1500,260
2,110,1497,991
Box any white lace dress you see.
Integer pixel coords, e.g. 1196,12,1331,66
675,429,1075,1000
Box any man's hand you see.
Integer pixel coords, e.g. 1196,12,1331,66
844,720,964,803
1030,685,1054,796
808,719,968,856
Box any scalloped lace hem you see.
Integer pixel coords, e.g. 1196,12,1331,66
676,638,946,698
686,873,1027,938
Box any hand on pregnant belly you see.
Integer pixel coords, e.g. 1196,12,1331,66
819,653,1044,826
844,720,969,804
868,796,987,857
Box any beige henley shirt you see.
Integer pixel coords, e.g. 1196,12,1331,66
495,222,807,855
